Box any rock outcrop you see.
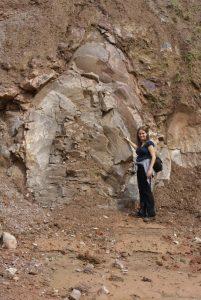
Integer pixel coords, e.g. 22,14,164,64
0,0,200,208
24,40,144,205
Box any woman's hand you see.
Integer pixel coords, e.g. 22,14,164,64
147,167,153,178
124,137,138,150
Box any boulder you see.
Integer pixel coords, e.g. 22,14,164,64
73,41,131,84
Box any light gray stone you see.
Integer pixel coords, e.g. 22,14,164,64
167,111,201,167
21,40,149,206
2,232,17,250
161,42,172,52
156,146,171,180
100,94,117,112
170,149,183,166
119,174,139,208
97,285,110,295
4,267,17,278
69,289,81,300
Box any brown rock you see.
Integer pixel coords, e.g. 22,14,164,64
21,72,56,92
0,86,19,100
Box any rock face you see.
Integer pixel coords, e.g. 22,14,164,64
167,111,201,167
0,1,200,208
24,40,143,205
19,38,200,206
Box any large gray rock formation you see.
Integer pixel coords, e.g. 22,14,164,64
24,41,144,205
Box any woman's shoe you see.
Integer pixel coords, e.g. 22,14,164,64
143,216,156,222
135,210,146,218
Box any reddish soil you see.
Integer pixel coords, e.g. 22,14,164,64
0,164,201,300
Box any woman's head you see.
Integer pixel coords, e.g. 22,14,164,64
137,126,149,146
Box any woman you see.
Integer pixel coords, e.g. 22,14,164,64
125,126,156,220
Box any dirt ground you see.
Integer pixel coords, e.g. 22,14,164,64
0,165,201,300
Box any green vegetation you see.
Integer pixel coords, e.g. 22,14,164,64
184,51,201,63
170,0,183,16
173,72,182,83
145,94,166,110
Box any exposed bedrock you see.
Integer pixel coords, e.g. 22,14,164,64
24,41,145,205
12,39,200,206
167,111,201,167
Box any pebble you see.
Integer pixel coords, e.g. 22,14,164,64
97,285,110,295
5,267,17,278
113,259,124,270
142,276,152,282
69,289,81,300
75,268,82,273
194,237,201,243
83,263,94,274
2,232,17,250
13,276,19,282
156,260,163,266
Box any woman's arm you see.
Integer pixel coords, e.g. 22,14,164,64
147,145,156,178
124,137,138,150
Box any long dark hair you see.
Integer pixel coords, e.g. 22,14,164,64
136,126,150,147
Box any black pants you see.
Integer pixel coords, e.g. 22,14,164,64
137,164,155,217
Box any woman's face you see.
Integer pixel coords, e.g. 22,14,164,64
138,129,147,142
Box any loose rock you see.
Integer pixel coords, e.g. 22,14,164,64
4,267,17,279
142,276,152,282
69,289,81,300
83,263,94,274
2,232,17,250
97,285,110,295
113,259,124,270
194,237,201,243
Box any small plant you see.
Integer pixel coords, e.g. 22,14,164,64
170,0,184,18
173,72,182,83
184,51,200,63
185,52,195,63
183,13,190,21
171,0,178,6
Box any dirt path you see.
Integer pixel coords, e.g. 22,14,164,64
1,196,201,300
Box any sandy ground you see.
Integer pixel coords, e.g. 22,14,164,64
0,186,201,300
